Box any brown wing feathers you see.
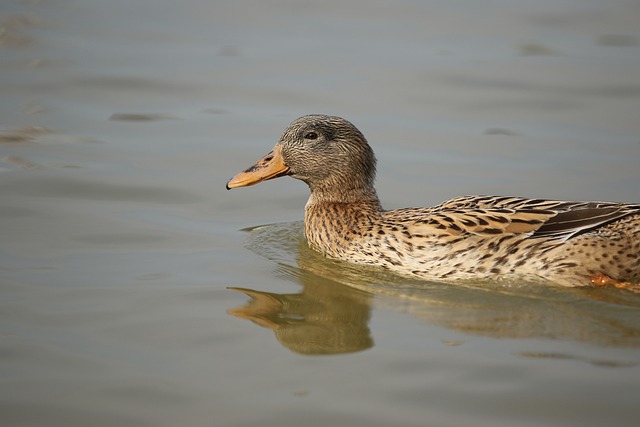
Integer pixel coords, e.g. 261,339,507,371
430,196,639,240
531,206,638,240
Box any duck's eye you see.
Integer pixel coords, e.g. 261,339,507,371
304,131,318,140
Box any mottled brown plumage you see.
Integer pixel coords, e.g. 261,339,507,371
227,115,640,288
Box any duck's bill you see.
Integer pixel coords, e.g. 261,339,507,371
226,145,290,189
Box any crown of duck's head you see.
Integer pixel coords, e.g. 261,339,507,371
227,115,378,200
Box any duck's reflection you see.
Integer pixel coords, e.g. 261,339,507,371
229,222,640,355
228,270,373,355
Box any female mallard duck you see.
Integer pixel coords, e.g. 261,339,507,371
227,115,640,288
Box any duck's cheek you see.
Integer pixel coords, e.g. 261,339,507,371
287,170,310,184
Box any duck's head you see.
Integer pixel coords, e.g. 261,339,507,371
226,115,377,201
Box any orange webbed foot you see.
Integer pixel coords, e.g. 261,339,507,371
590,273,640,293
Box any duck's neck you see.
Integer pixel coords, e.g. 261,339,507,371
306,179,382,207
303,184,382,256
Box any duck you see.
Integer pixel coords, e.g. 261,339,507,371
226,114,640,289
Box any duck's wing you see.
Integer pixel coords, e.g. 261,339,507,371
410,207,555,237
417,195,640,240
528,204,639,239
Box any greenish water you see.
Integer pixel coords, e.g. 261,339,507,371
1,1,639,426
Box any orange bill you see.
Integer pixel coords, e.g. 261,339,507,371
226,145,290,189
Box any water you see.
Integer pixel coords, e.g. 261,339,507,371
1,1,639,426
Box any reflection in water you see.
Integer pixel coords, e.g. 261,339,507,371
228,222,373,355
229,222,640,354
228,275,373,355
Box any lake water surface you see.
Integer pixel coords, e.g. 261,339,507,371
1,1,640,426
